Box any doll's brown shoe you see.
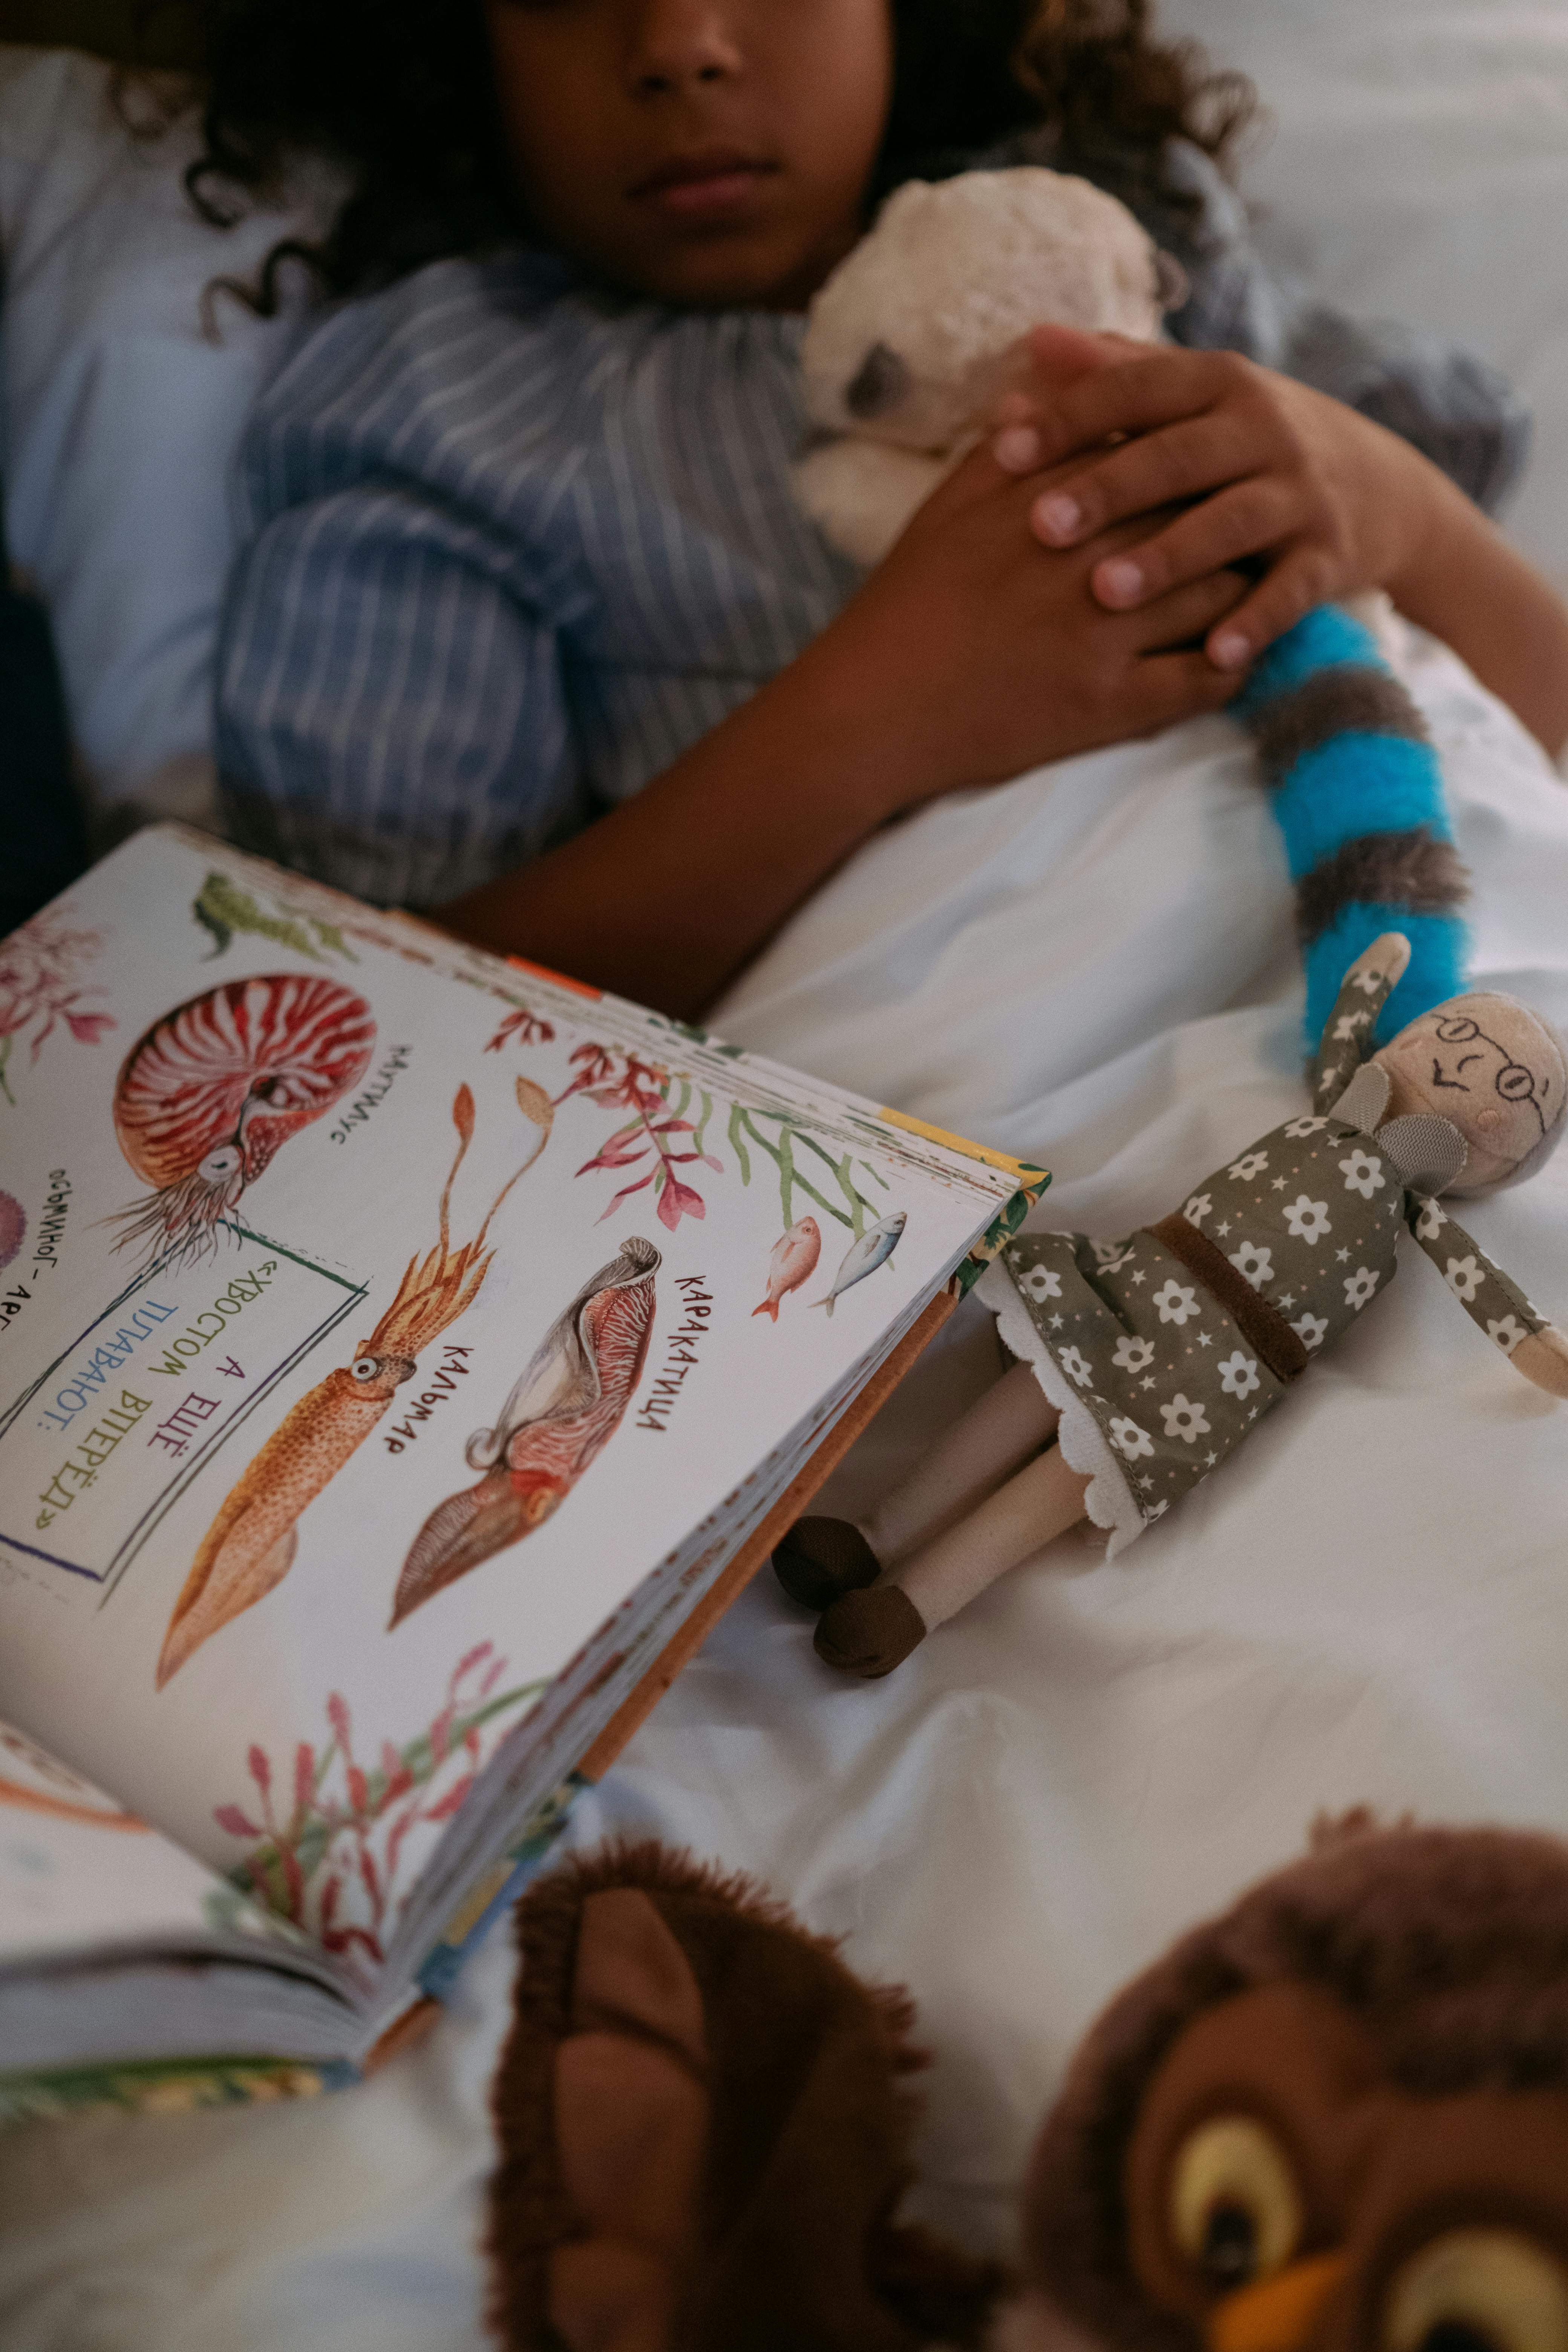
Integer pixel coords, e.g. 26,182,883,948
815,1585,928,1678
772,1516,882,1612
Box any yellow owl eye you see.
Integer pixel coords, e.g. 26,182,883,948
1169,2115,1305,2289
1384,2233,1568,2352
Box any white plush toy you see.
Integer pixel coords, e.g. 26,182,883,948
794,166,1180,567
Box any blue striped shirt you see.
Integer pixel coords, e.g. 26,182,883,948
216,142,1527,908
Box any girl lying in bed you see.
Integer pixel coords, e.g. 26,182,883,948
196,0,1568,1017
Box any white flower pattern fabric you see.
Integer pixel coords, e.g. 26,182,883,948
1283,1196,1332,1243
1446,1255,1484,1302
1227,1241,1274,1289
1338,1148,1386,1199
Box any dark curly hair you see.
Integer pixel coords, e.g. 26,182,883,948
176,0,1256,317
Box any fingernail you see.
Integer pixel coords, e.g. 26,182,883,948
995,424,1043,472
1034,491,1081,542
1211,630,1250,670
1096,558,1143,605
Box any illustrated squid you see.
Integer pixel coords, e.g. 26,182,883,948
112,975,377,1266
390,1235,661,1628
155,1078,555,1687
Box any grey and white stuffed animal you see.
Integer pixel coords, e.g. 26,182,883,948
794,165,1177,566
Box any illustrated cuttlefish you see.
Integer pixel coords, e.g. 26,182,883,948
389,1235,661,1628
155,1078,554,1687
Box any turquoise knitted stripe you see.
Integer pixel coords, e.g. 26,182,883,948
1235,604,1378,710
1306,902,1470,1046
1271,733,1453,876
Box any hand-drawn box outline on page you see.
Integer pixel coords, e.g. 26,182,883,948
0,1225,366,1598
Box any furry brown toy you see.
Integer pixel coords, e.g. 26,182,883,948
485,1820,1568,2352
775,933,1568,1678
485,1841,1001,2352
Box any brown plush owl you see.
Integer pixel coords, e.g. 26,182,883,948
1023,1816,1568,2352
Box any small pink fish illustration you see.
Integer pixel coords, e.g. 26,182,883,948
752,1216,822,1322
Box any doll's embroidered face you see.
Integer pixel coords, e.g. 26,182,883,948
1376,994,1566,1188
1123,1984,1568,2352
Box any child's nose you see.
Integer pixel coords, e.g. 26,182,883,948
628,0,745,93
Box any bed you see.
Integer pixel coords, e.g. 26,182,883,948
2,8,1568,2344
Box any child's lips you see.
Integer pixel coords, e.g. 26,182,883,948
632,150,779,218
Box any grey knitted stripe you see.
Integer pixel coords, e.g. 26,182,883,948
1295,827,1471,946
1252,665,1429,792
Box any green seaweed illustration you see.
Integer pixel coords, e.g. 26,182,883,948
191,872,359,965
722,1095,889,1237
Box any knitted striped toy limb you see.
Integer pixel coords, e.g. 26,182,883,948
1233,604,1470,1052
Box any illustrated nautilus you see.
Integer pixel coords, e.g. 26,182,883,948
111,975,376,1263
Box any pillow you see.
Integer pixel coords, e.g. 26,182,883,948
0,44,320,828
1163,0,1568,601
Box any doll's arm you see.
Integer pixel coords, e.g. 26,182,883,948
1311,933,1411,1113
1406,1196,1568,1397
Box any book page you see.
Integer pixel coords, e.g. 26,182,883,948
0,830,1018,1981
0,1718,294,1971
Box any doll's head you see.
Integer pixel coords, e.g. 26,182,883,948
800,167,1171,452
1374,990,1567,1196
1024,1818,1568,2352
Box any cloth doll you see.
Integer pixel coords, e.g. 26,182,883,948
773,934,1568,1678
795,169,1471,1049
485,1817,1568,2352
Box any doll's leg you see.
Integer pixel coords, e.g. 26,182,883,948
773,1363,1057,1611
815,1444,1092,1679
863,1361,1059,1561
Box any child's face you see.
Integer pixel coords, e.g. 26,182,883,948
483,0,894,309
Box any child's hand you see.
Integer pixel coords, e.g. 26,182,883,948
833,435,1250,802
991,325,1444,673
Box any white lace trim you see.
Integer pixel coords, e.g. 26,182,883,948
975,1260,1144,1559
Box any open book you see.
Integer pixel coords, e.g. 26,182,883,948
0,827,1045,2118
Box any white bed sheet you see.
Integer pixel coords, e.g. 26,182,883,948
3,4,1568,2343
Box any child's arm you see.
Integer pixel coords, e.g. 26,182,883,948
995,328,1568,759
438,447,1248,1015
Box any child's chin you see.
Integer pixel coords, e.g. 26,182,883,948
606,221,833,314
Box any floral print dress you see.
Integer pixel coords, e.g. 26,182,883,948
979,1115,1406,1553
979,954,1554,1554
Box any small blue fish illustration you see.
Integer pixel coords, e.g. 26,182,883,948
810,1210,907,1316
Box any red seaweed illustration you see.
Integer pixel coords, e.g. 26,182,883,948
211,1644,544,1976
390,1236,660,1625
485,1007,555,1052
0,909,114,1106
157,1078,555,1687
558,1047,720,1232
111,974,376,1266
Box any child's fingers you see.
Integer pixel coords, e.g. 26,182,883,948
1129,570,1251,655
1127,648,1245,732
1029,414,1262,550
1025,347,1242,469
1199,548,1340,672
1086,481,1296,610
